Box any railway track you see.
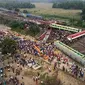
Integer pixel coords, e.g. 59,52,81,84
78,41,85,48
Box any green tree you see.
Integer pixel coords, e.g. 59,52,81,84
0,2,35,9
82,8,85,20
9,20,25,29
1,38,17,54
52,1,84,9
28,23,40,36
52,3,58,8
14,8,20,12
23,10,28,13
82,15,85,20
82,8,85,15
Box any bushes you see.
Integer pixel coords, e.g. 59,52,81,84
8,21,25,29
23,10,29,13
26,23,40,36
8,20,40,36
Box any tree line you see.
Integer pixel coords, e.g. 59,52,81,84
52,1,85,9
0,2,35,9
82,8,85,21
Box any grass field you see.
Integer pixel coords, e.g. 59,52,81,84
21,3,82,20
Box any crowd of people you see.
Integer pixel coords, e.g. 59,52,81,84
70,64,84,78
10,31,85,81
0,63,24,85
16,37,56,62
48,29,72,43
0,29,85,85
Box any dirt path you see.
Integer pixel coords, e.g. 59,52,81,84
58,71,85,85
17,74,35,85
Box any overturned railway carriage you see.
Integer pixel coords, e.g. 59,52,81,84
42,29,52,42
54,41,85,66
50,23,82,33
67,30,85,41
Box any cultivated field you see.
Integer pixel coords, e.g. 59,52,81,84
21,3,82,20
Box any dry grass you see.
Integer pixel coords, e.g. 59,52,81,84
33,3,52,9
24,70,37,77
21,3,82,19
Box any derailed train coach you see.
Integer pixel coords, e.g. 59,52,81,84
54,41,85,66
50,23,82,33
26,14,43,19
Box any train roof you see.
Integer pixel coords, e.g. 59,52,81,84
67,30,85,40
26,13,32,16
26,14,42,18
54,41,85,60
50,23,82,32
